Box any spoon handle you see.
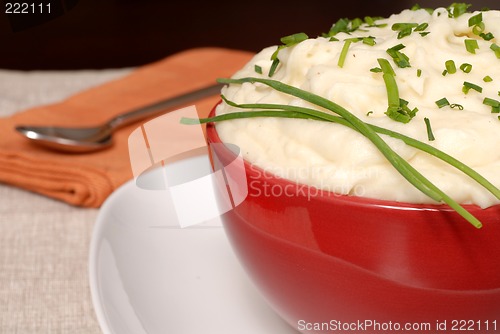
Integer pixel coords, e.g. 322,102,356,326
107,83,224,129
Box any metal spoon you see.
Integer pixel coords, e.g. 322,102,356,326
15,83,223,153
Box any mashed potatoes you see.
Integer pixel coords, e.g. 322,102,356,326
215,5,500,208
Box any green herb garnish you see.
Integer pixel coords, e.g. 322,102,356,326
269,32,309,77
483,97,500,113
480,32,495,41
324,18,365,37
483,75,493,82
460,63,473,73
465,39,479,54
472,22,485,36
445,60,457,74
490,44,500,58
387,44,411,68
447,3,472,18
424,117,435,141
462,81,483,94
436,97,450,108
468,12,483,27
392,22,418,39
338,40,352,68
378,58,417,123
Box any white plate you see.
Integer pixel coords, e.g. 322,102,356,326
89,154,296,334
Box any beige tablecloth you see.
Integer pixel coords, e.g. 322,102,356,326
0,68,132,334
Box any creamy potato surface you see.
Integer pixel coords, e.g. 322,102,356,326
216,7,500,207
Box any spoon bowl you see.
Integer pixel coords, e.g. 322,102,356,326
15,83,223,153
16,125,114,152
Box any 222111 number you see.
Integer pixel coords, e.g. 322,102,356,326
5,3,51,14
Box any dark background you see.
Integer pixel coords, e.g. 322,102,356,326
0,0,498,70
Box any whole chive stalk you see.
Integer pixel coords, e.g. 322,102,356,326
184,92,499,229
186,94,500,205
209,77,490,228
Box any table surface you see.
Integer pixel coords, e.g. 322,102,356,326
0,67,131,334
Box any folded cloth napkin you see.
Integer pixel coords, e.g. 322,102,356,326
0,48,254,207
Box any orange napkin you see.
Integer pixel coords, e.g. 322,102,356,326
0,48,254,207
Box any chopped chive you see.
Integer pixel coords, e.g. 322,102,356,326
415,23,428,31
364,16,375,25
490,44,500,58
424,117,435,141
450,104,464,110
268,59,280,77
465,39,479,54
472,22,485,35
462,81,483,94
366,111,374,116
480,32,494,41
445,60,457,74
351,17,363,30
417,69,422,77
343,36,376,46
391,22,418,31
254,65,263,74
362,36,376,46
329,36,339,42
419,32,431,37
435,97,450,108
363,16,387,27
483,75,493,82
378,59,417,123
483,97,500,113
338,40,352,68
370,67,382,73
325,18,357,37
442,69,448,76
460,63,472,73
447,3,471,18
392,22,418,39
468,12,483,27
387,44,411,68
268,33,309,77
280,32,309,46
483,97,499,106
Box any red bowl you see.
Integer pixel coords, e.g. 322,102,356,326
206,104,500,333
